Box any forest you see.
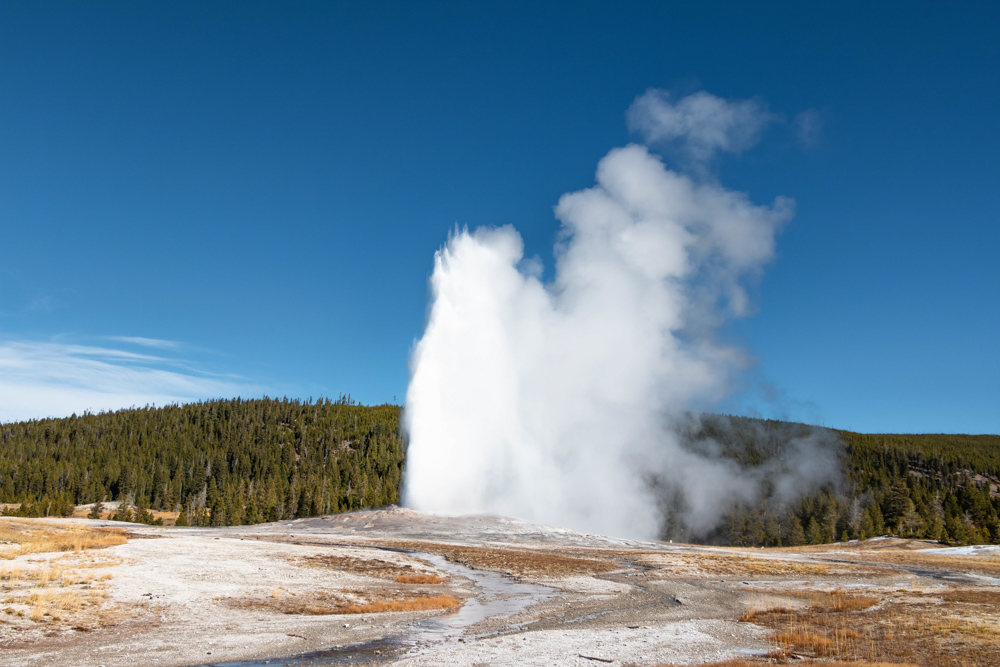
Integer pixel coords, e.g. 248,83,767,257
686,415,1000,547
0,397,403,527
1,399,997,546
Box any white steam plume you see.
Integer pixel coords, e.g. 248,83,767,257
404,91,811,539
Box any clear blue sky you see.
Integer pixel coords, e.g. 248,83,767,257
1,2,997,434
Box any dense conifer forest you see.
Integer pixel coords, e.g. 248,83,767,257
1,400,997,546
688,415,1000,547
0,397,403,526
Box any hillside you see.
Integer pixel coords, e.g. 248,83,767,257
0,396,403,525
1,400,997,545
685,415,1000,547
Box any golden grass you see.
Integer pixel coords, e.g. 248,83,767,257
939,589,1000,605
367,540,617,577
738,586,1000,666
67,556,123,570
0,526,122,629
773,628,834,656
658,661,919,667
22,589,89,612
844,550,1000,577
70,505,179,524
0,519,127,558
740,605,795,622
642,552,835,577
338,594,460,614
299,553,436,581
395,573,443,584
0,563,25,583
812,591,880,613
228,592,462,616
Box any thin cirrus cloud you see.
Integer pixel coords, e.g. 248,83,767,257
0,339,259,423
793,109,823,148
108,336,182,350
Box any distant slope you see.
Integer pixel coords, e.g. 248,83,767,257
0,397,403,525
677,415,1000,546
836,429,1000,546
1,401,997,545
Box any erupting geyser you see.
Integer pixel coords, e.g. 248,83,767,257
403,90,830,539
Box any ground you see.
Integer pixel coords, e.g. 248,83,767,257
1,508,998,666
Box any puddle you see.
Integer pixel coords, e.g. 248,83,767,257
728,647,771,656
194,549,557,666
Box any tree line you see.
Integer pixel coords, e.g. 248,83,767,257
684,415,1000,547
1,400,997,546
0,396,403,526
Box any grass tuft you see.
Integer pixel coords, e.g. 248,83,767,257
338,594,460,614
0,519,127,558
395,573,444,584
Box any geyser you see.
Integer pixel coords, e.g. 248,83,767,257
403,90,831,539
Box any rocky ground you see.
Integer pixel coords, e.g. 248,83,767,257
1,508,999,666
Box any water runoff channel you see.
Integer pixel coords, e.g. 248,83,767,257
194,547,558,666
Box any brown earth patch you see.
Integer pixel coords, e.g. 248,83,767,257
938,589,1000,605
637,552,835,577
224,589,460,616
773,537,940,552
659,661,919,667
846,551,1000,577
395,573,443,584
365,540,619,578
295,553,435,581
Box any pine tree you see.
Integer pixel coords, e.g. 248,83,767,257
786,518,807,546
806,517,823,544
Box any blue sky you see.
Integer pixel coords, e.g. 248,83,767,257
1,2,997,434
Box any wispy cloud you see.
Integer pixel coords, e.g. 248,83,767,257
27,296,57,313
108,336,182,350
793,109,823,148
0,339,260,423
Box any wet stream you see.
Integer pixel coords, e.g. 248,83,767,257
195,549,557,666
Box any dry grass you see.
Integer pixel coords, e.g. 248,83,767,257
774,537,937,552
0,526,122,631
367,540,618,577
860,551,1000,577
738,586,1000,666
70,505,179,524
938,589,1000,605
228,591,460,616
640,552,835,577
0,519,127,558
0,563,25,584
20,589,90,612
395,573,443,584
658,661,919,667
66,556,123,570
298,553,434,580
338,594,460,614
773,628,835,656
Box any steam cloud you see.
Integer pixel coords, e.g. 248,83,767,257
403,90,835,539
